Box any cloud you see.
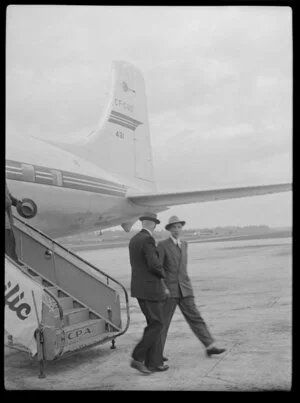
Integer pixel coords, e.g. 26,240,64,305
6,6,292,227
152,120,292,191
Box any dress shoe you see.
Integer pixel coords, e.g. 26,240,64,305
206,346,226,357
130,359,152,374
148,364,169,372
163,356,168,362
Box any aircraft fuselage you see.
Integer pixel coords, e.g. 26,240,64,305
6,135,159,238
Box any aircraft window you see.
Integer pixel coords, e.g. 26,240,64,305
21,164,35,182
51,169,63,186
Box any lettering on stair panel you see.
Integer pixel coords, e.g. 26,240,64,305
5,280,31,320
66,326,94,344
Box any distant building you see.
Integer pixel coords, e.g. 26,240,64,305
94,230,103,236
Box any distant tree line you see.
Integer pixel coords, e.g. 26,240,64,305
59,225,273,244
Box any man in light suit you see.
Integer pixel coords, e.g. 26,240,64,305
157,215,226,359
129,212,170,374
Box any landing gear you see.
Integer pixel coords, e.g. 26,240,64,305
110,339,116,349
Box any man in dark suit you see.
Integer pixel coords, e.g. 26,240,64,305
129,212,170,374
157,215,226,360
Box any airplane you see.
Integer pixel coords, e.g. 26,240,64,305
6,60,292,239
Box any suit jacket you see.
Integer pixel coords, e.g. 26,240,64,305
129,229,166,301
157,238,194,298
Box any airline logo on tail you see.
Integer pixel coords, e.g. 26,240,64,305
122,81,135,93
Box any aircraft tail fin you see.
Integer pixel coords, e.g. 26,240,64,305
38,61,156,191
86,61,155,190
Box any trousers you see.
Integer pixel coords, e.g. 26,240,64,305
161,296,214,352
132,298,164,368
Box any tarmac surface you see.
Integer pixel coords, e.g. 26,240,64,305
5,236,292,391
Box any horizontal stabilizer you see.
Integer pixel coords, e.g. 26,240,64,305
127,183,292,207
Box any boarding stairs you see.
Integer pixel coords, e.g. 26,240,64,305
5,216,130,378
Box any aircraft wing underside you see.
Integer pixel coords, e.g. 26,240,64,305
126,183,292,207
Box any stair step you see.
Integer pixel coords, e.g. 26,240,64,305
63,318,106,345
21,267,47,286
20,265,29,273
46,286,58,297
32,275,43,285
56,296,74,310
56,307,90,326
63,331,117,355
27,268,38,276
42,318,107,360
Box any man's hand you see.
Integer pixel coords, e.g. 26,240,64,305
16,200,22,209
161,279,170,298
164,287,171,298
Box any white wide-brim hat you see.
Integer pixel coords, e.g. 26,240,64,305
165,215,186,231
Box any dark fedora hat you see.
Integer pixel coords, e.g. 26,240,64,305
165,215,186,231
139,212,160,224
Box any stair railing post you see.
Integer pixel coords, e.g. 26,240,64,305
106,306,116,349
32,290,46,379
19,228,23,262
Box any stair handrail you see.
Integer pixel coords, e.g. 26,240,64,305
13,215,130,340
18,261,126,358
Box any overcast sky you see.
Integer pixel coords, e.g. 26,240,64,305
6,5,292,229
